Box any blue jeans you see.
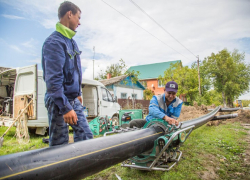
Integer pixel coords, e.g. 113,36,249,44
45,96,93,147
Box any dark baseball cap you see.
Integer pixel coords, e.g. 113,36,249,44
165,81,178,93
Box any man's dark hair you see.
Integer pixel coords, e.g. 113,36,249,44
58,1,81,19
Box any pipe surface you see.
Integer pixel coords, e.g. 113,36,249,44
211,113,238,121
208,108,240,112
181,106,221,129
0,127,164,180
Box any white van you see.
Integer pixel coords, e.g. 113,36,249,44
0,64,120,135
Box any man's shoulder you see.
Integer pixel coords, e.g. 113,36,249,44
172,97,183,107
44,31,65,45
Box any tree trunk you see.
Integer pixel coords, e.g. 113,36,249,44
222,91,227,107
227,98,234,108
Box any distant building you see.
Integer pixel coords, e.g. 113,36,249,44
127,60,187,102
0,67,10,73
99,74,145,100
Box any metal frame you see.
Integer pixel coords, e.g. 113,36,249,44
122,125,195,171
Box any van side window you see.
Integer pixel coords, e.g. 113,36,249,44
101,88,113,102
107,90,113,102
101,88,108,101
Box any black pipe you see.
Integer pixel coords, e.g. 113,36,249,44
0,126,164,180
208,107,240,112
211,113,238,121
181,106,221,129
220,108,241,112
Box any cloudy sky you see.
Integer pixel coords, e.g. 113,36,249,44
0,0,250,99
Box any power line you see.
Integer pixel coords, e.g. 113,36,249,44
129,0,197,58
101,0,191,61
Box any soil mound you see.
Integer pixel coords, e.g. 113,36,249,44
179,105,250,125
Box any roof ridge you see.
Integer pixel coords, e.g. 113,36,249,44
129,60,181,68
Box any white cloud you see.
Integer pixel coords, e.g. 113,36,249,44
27,58,41,64
21,38,39,56
239,92,250,100
81,58,114,80
2,14,25,19
22,38,36,48
9,45,23,53
2,0,250,71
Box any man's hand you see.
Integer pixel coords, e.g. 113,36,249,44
163,116,179,126
63,110,78,125
77,96,82,104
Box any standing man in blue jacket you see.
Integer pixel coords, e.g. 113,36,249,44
129,81,183,128
42,1,93,146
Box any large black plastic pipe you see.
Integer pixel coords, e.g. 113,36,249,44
0,127,164,180
181,106,221,129
211,114,238,121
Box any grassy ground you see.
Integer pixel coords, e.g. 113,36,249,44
0,121,249,179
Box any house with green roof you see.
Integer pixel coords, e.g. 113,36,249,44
127,60,181,95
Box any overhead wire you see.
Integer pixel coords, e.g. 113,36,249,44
129,0,197,58
101,0,191,61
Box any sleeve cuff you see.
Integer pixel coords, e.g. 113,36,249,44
60,102,73,115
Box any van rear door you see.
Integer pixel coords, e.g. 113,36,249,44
14,64,37,120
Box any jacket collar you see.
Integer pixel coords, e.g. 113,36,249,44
56,22,76,39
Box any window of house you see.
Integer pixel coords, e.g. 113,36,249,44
158,80,164,87
132,93,137,99
121,93,127,99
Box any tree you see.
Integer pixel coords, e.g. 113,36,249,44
201,49,250,107
96,59,126,80
143,89,154,100
159,61,200,102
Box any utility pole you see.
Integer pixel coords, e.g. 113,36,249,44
93,46,95,80
197,55,201,96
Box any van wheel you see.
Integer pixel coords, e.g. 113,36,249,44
112,116,119,126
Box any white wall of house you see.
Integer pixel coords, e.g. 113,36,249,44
115,86,143,100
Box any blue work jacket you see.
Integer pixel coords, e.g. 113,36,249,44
146,94,183,121
42,28,82,115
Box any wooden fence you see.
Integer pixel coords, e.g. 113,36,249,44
117,99,150,114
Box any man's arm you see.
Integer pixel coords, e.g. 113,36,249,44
43,41,77,125
148,96,166,119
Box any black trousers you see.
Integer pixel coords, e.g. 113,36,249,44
129,119,147,128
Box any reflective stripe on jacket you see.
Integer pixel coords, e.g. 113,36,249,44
145,94,183,121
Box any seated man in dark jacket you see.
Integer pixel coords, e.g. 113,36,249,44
129,81,183,128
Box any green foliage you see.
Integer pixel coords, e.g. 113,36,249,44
125,69,141,85
195,90,223,106
201,49,250,107
143,89,154,100
242,100,250,107
159,61,202,102
96,59,127,80
0,126,49,156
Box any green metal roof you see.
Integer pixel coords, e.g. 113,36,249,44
127,60,181,80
